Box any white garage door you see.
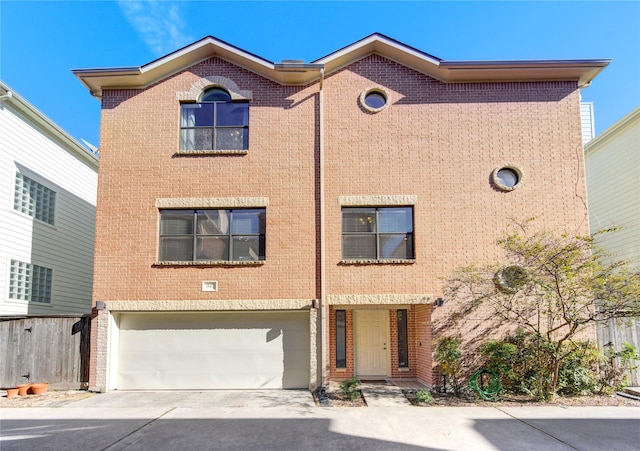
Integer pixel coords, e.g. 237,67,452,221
117,311,310,389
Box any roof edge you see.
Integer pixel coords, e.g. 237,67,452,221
0,81,99,169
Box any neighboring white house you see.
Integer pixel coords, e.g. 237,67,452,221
585,106,640,386
585,107,640,268
0,81,98,316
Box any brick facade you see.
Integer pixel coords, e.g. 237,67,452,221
79,35,602,391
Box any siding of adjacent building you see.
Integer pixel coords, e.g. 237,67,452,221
585,107,640,268
0,86,98,315
585,107,640,385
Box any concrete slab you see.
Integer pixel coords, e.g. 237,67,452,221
66,389,315,408
359,383,412,407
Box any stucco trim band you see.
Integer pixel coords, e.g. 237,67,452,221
103,298,313,311
155,197,269,208
338,195,418,206
326,294,432,305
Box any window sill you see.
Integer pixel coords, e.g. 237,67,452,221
397,367,411,372
154,260,264,267
175,149,248,156
339,259,415,266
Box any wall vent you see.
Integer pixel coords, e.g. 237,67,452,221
201,281,218,292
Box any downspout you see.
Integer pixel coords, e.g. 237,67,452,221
318,67,327,389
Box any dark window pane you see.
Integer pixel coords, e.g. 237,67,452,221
197,210,229,235
232,236,264,260
181,104,214,127
397,310,409,368
379,233,413,259
201,88,231,102
216,128,247,150
160,237,193,261
342,208,376,233
197,236,229,260
232,209,263,234
160,211,194,235
378,207,412,233
343,235,376,259
364,92,386,109
193,128,214,150
336,310,346,368
216,103,249,126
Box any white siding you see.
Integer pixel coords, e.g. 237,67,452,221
0,90,97,315
585,107,640,268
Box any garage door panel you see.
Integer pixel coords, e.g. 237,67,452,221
117,311,309,390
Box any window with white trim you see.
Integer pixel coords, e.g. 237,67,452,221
159,209,265,262
342,207,414,260
9,259,53,304
180,88,249,151
14,172,56,225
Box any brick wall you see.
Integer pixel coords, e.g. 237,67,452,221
93,51,591,386
322,54,590,344
94,58,320,303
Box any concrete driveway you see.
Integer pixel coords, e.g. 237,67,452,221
1,391,639,450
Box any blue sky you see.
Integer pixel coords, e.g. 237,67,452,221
1,1,638,149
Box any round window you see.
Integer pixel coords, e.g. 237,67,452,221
360,87,390,112
497,168,519,187
492,165,524,191
494,265,528,293
364,91,387,109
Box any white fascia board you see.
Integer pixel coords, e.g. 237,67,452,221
142,36,276,74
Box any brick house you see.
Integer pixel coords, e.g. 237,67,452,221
74,34,608,391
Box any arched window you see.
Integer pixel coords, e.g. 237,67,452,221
180,87,249,151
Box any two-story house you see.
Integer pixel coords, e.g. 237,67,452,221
74,34,608,392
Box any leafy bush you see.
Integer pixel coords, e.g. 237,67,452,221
338,376,361,401
479,340,520,391
415,389,434,404
479,332,606,400
434,336,464,396
557,342,599,396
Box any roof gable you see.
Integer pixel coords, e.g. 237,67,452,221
73,33,610,99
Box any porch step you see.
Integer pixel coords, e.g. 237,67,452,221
359,383,412,407
623,386,640,397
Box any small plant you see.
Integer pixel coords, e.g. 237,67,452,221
415,389,434,404
598,342,640,393
338,376,361,401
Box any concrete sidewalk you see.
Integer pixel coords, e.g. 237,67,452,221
1,392,639,450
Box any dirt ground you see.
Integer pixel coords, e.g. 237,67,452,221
402,390,640,408
1,390,97,408
3,388,639,408
312,387,640,408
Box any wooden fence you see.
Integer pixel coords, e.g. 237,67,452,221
0,316,90,389
597,318,640,387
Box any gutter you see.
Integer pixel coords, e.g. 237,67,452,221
318,67,326,390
